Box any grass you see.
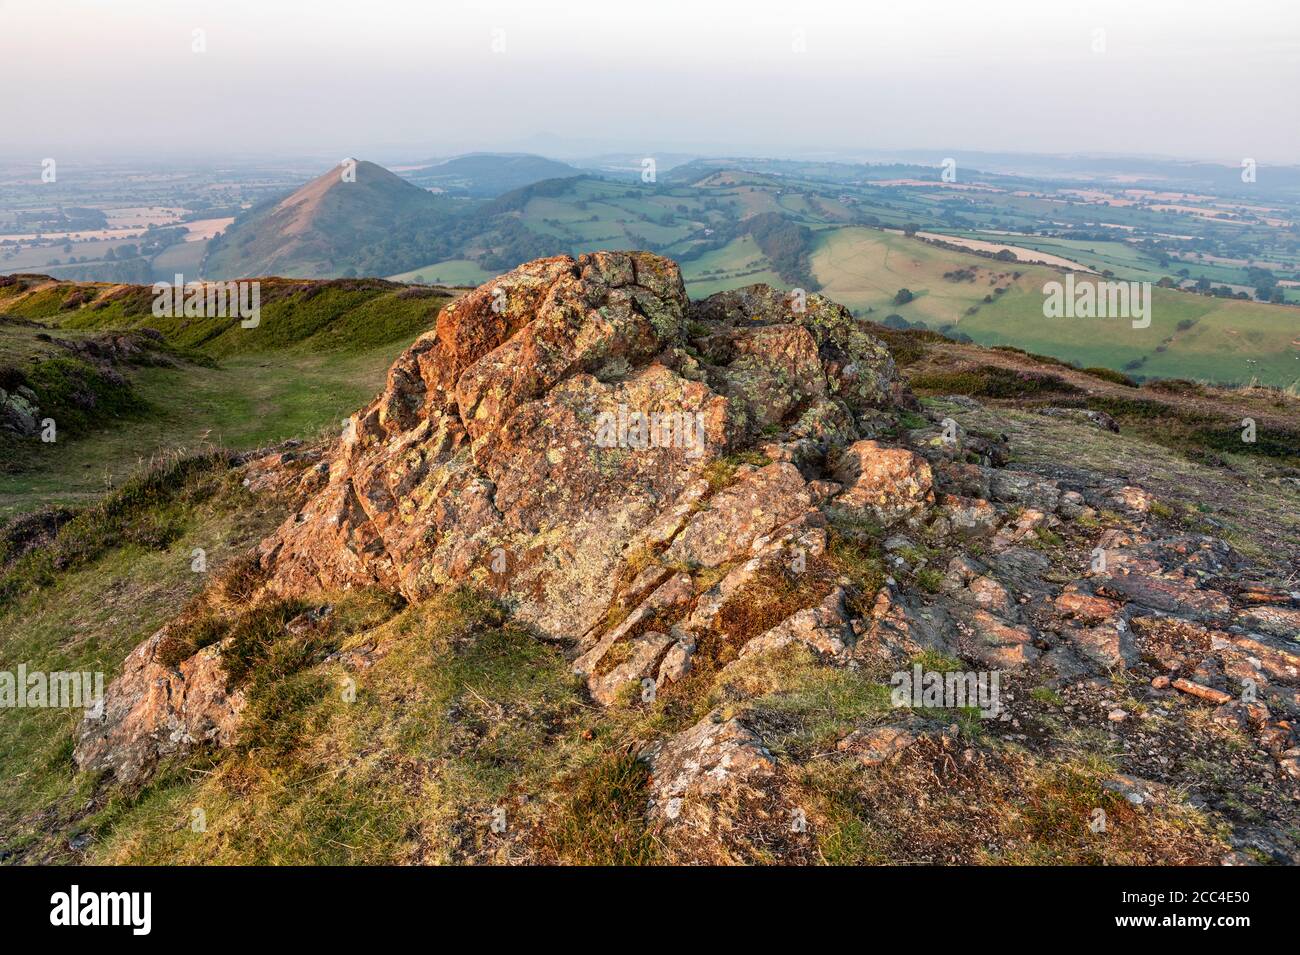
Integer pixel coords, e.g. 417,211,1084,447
0,275,452,518
910,364,1080,399
387,259,496,286
698,450,772,492
1030,686,1065,707
1080,394,1300,467
79,589,640,864
536,752,659,865
914,567,944,593
792,741,1225,865
9,356,146,436
0,344,402,519
729,645,893,757
0,450,238,610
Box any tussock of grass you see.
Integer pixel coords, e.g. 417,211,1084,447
862,323,952,367
1030,686,1065,706
537,752,659,865
709,561,836,666
718,644,892,757
912,649,964,674
1080,366,1137,387
826,527,886,615
1029,526,1065,549
914,567,944,593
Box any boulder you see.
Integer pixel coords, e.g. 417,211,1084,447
832,440,934,524
73,628,245,787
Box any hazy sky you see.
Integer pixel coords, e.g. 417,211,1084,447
5,0,1298,163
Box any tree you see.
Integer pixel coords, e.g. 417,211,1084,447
892,288,914,306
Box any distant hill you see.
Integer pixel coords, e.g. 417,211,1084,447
202,160,448,279
404,153,580,197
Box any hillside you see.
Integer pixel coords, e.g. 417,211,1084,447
202,161,449,279
2,253,1297,866
389,169,1300,388
0,272,455,516
183,160,1300,388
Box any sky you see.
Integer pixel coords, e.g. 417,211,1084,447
4,0,1298,164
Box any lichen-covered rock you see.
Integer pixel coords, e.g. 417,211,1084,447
254,254,897,644
662,462,813,569
690,285,897,416
73,628,245,787
0,386,40,437
832,439,935,524
642,713,782,863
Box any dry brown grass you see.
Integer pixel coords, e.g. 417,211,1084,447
794,737,1227,865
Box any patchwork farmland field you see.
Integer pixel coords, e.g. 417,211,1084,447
809,228,1299,386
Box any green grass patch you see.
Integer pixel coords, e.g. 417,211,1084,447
910,365,1081,400
0,451,236,610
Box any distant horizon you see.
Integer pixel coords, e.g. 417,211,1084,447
3,143,1299,174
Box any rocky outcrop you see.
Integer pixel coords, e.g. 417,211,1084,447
76,253,903,786
253,253,897,646
71,251,1300,862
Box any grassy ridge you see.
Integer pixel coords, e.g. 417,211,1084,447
0,275,454,517
0,276,448,357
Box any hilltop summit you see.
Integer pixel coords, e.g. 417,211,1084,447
202,160,445,279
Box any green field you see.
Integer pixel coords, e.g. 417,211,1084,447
680,235,786,296
812,227,1300,387
945,232,1264,288
387,258,496,286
